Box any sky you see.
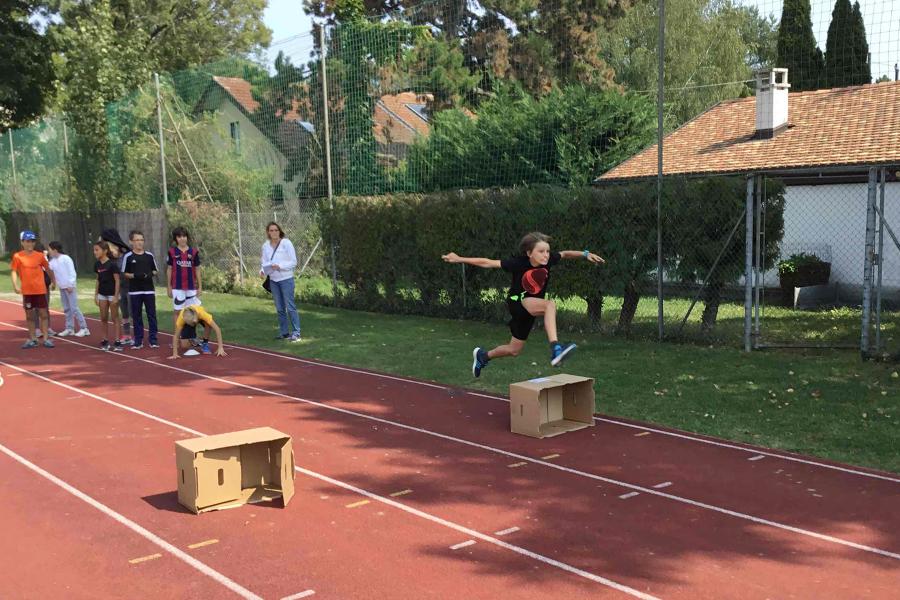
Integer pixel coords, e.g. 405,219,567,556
260,0,900,80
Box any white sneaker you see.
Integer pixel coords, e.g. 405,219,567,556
47,328,58,336
57,329,75,337
75,329,90,337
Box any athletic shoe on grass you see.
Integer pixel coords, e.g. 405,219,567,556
550,342,576,367
472,347,490,378
290,332,302,343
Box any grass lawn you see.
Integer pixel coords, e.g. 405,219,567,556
1,264,898,473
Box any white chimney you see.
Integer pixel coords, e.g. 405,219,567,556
755,68,790,138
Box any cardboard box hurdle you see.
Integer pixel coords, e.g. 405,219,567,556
509,374,595,438
176,427,295,514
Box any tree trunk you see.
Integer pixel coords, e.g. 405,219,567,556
616,280,640,336
701,280,722,332
586,294,603,331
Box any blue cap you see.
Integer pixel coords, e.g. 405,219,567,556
20,230,37,241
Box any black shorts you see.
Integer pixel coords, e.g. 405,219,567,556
181,324,198,340
507,300,535,341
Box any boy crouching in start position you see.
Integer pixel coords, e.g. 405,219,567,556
442,232,604,377
169,305,227,359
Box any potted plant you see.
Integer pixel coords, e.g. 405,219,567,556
778,252,831,306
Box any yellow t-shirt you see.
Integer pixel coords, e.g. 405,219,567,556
176,306,214,330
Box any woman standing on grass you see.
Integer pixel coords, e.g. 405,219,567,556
260,222,301,342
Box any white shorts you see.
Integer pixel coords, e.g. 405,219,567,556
96,294,117,303
172,289,201,311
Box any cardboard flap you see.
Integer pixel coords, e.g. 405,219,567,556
176,427,290,454
277,440,295,506
194,447,242,509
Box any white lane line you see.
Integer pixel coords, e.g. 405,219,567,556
2,346,898,563
450,540,476,550
619,492,641,500
0,442,262,600
281,591,315,600
653,482,673,489
7,301,897,484
748,455,766,462
0,360,658,599
494,527,520,536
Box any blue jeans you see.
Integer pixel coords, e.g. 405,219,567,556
270,277,301,337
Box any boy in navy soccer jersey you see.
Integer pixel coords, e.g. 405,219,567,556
165,227,202,332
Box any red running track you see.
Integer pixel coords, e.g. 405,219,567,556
0,302,897,599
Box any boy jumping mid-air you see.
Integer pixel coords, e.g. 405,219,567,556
442,232,604,377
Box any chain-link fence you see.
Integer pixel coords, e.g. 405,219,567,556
2,0,899,354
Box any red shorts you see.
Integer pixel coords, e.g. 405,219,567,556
23,294,49,311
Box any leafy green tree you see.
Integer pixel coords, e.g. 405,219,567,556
51,0,271,210
0,1,55,130
776,0,824,91
404,83,655,191
824,0,854,88
850,1,871,85
604,0,770,126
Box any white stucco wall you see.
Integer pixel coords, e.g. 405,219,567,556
205,101,299,203
762,181,900,289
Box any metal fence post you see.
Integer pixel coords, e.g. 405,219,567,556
743,175,754,352
753,174,763,347
320,24,338,304
656,0,665,342
236,199,245,289
860,167,877,356
154,73,168,207
874,168,886,352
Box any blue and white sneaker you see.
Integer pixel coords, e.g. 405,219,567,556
200,341,211,355
472,347,490,378
550,342,576,367
21,339,38,349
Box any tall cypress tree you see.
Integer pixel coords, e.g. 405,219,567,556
850,1,871,85
825,0,854,88
776,0,824,91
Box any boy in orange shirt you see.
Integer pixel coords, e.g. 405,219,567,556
10,231,57,349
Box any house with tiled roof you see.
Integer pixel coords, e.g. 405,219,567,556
597,71,900,303
196,77,444,202
195,76,318,208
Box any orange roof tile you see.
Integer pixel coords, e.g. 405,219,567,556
212,76,260,113
374,91,433,146
599,81,900,181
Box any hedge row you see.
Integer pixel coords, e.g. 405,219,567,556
318,179,785,333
